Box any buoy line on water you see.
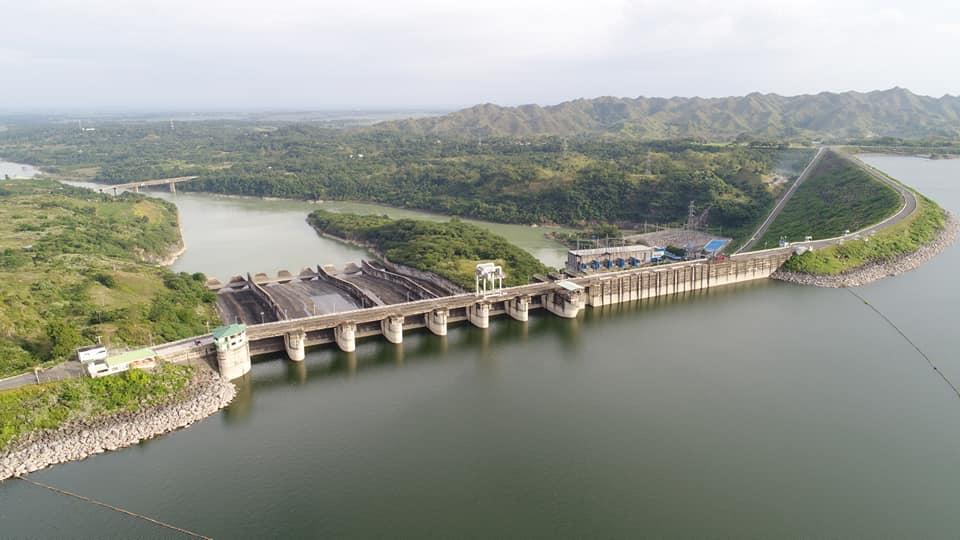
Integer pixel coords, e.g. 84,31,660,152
845,288,960,399
15,476,213,540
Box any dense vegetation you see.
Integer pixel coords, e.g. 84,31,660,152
0,122,813,235
782,193,947,275
0,180,217,377
0,364,192,450
308,210,550,288
381,88,960,140
757,151,902,247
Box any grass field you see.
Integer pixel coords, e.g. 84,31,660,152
0,179,217,377
0,364,193,450
756,151,902,248
782,192,947,275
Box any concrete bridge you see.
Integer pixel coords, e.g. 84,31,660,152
159,249,793,379
136,148,922,381
104,176,200,195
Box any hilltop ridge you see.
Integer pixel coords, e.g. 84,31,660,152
376,88,960,140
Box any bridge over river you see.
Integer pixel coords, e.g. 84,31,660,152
102,175,200,194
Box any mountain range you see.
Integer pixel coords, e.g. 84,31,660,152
377,88,960,140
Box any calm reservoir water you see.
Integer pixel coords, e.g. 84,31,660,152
3,156,960,538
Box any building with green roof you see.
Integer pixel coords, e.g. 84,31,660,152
86,347,158,378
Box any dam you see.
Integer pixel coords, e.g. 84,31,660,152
155,248,794,379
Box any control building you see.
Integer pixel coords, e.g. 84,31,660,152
566,244,657,275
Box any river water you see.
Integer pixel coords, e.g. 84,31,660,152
0,160,40,179
59,184,571,276
2,156,960,538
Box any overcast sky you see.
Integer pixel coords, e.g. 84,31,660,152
3,0,959,111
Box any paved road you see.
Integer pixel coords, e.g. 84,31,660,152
736,147,826,254
0,362,83,391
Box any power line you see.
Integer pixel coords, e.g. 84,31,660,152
845,288,960,399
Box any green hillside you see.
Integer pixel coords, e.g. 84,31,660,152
756,151,902,247
0,125,809,233
378,88,960,140
308,210,550,287
0,179,217,377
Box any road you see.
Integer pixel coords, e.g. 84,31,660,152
741,151,917,253
735,147,826,254
0,362,83,391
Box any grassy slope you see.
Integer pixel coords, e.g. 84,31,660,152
0,364,192,450
0,179,218,377
307,210,550,288
757,151,902,248
783,192,947,275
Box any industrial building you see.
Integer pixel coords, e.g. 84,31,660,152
565,244,657,275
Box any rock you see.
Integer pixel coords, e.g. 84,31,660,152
0,366,237,482
772,212,959,288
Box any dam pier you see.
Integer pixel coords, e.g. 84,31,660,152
152,249,793,379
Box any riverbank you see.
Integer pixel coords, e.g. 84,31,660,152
155,213,187,266
772,212,958,287
0,365,235,481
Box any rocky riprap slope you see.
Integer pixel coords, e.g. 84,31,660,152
0,366,236,481
772,213,959,288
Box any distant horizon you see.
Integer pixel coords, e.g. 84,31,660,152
1,87,956,118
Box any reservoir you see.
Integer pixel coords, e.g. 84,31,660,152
3,156,960,538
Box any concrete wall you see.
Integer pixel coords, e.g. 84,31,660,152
316,265,382,308
246,273,287,320
582,253,788,307
237,251,792,366
361,261,437,300
380,260,465,296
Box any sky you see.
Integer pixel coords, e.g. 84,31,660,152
2,0,959,111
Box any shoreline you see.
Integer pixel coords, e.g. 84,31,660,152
157,212,187,267
0,365,236,482
772,212,959,288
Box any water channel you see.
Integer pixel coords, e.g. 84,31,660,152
2,156,959,538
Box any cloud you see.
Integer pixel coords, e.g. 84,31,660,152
1,0,958,109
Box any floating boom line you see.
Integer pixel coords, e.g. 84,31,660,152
845,288,960,399
15,476,213,539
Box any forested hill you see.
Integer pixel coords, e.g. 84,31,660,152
376,88,960,140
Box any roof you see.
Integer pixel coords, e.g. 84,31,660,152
703,239,730,253
212,323,246,340
106,348,156,368
569,244,651,257
557,280,584,292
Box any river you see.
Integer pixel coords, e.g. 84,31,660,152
2,155,959,538
60,183,572,276
0,160,40,179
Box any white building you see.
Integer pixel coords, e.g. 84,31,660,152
76,344,107,364
86,348,157,378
